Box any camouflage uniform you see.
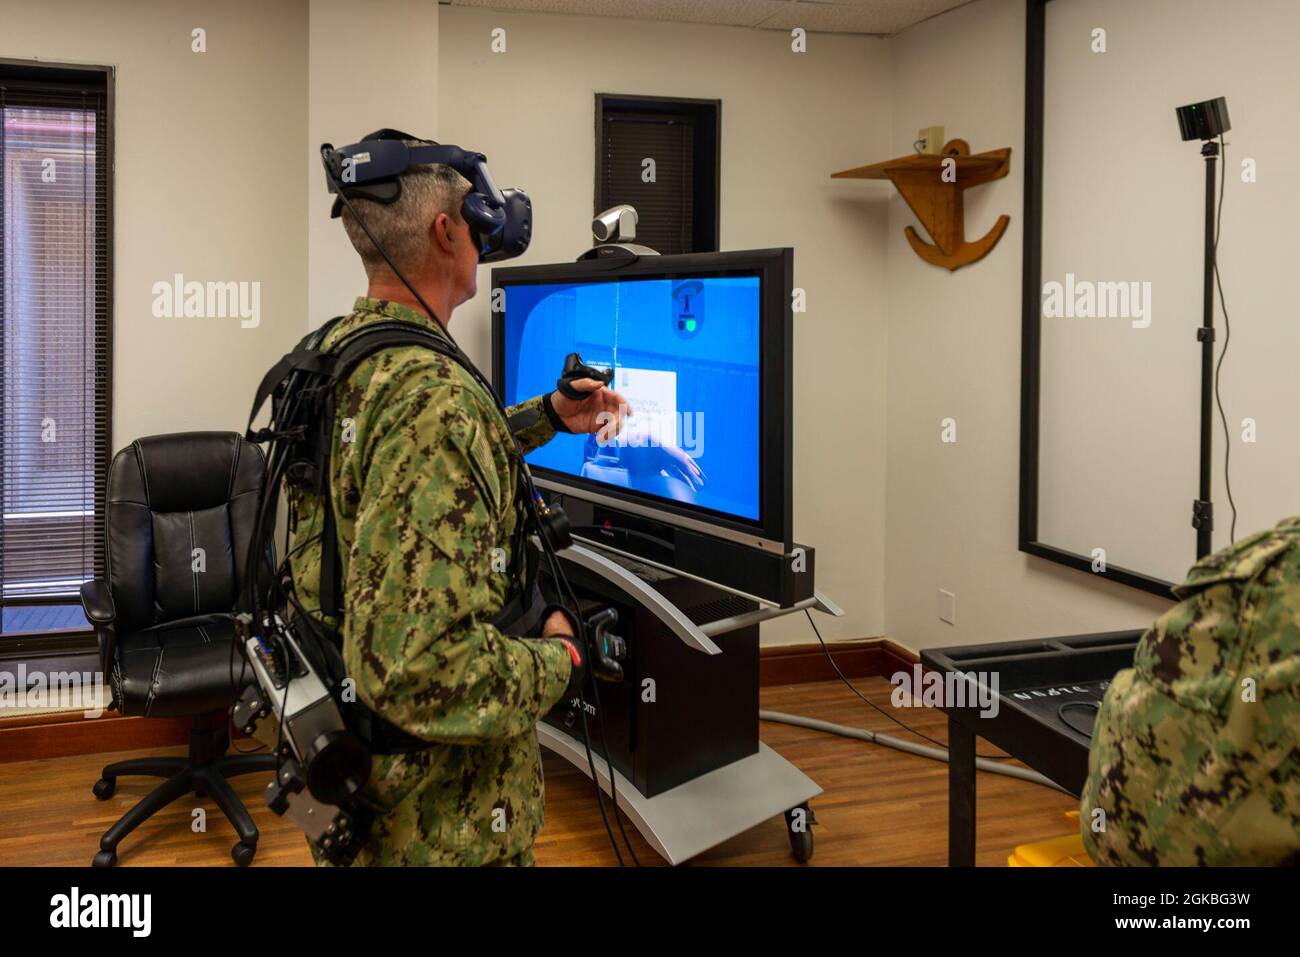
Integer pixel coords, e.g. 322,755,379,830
288,297,573,866
1081,516,1300,866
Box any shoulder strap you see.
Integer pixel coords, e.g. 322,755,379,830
325,319,460,377
316,320,464,619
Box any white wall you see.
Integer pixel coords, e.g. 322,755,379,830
0,0,309,446
438,7,894,644
7,0,1230,653
307,0,439,325
884,0,1172,652
1035,0,1300,584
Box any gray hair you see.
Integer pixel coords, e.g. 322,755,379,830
340,155,472,276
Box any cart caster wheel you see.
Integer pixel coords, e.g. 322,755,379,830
784,803,816,863
231,841,257,867
92,849,117,867
92,778,116,800
789,828,814,862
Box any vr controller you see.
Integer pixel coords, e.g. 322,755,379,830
556,352,614,400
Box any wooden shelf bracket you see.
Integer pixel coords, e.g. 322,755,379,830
832,139,1012,271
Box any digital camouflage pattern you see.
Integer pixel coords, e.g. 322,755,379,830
1081,515,1300,866
288,297,572,866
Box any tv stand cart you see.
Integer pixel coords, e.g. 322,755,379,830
539,542,840,865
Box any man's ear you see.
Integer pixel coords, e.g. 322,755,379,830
431,212,457,256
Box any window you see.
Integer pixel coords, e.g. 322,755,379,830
595,95,720,255
0,62,112,641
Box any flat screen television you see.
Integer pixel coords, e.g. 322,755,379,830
492,249,792,562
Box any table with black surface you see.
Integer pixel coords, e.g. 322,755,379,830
920,630,1143,866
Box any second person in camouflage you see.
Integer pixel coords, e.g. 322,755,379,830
1082,516,1300,866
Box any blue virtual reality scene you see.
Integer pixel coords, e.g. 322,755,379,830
502,274,761,522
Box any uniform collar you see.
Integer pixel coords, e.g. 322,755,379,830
352,297,452,343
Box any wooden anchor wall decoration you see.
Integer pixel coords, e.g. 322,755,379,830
832,139,1012,271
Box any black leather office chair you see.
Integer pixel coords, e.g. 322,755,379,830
80,432,276,867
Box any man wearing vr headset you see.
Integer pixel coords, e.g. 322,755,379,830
289,131,628,866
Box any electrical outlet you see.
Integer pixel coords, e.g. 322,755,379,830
938,588,956,626
917,125,945,154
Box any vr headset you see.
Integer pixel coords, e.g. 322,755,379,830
321,128,532,263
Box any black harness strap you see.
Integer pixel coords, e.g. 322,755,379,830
315,322,462,619
249,317,540,756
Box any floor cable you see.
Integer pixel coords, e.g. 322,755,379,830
758,709,1072,796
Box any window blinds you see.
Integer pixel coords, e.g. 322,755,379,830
599,111,695,256
0,75,110,613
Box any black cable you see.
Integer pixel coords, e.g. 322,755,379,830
282,531,322,563
576,709,623,867
226,623,267,756
1212,133,1237,543
801,610,1012,760
523,491,630,866
239,385,313,775
589,680,641,865
255,463,295,766
322,152,627,864
226,629,270,756
540,541,640,865
228,465,303,754
536,537,636,864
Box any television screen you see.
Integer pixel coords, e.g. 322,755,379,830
499,272,762,523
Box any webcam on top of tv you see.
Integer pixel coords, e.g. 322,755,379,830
580,205,660,263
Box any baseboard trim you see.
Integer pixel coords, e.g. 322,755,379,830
759,637,917,687
1,639,917,762
0,711,197,764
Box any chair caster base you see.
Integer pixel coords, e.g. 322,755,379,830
93,778,116,800
92,849,117,867
232,841,257,867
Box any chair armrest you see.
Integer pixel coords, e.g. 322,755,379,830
81,580,120,683
80,580,117,625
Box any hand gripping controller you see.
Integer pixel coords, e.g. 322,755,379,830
556,352,613,400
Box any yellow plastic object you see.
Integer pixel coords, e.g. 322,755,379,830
1007,811,1095,867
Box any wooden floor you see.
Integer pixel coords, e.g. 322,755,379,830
0,678,1077,867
